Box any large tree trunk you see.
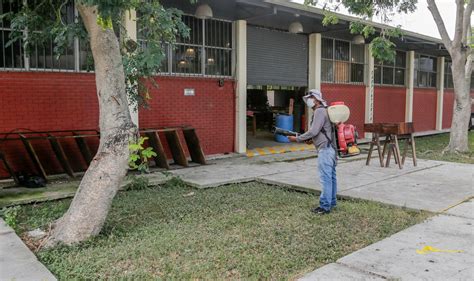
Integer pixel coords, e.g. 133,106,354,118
447,55,471,153
427,0,472,153
46,5,136,246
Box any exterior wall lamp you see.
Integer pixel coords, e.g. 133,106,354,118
352,34,365,45
289,21,304,33
195,4,213,19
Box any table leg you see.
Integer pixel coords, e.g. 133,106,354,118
410,134,417,167
382,135,390,159
385,143,392,167
366,135,375,166
401,137,409,165
393,135,403,169
375,134,384,167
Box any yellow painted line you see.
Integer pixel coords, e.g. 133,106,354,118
268,148,277,154
416,245,463,255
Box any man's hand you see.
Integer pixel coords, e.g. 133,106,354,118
305,139,313,145
288,136,297,142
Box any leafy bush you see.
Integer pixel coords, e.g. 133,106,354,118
128,136,157,173
1,206,21,230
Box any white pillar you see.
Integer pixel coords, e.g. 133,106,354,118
307,33,322,129
405,51,415,123
124,10,139,127
436,56,445,130
234,20,247,154
364,44,375,139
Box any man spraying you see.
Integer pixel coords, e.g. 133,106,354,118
288,89,337,215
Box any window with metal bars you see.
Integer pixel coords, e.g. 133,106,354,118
321,37,365,84
138,14,233,77
174,15,232,76
0,0,89,72
374,51,406,86
414,54,437,88
444,59,454,89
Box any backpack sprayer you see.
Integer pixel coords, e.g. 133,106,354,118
273,102,360,158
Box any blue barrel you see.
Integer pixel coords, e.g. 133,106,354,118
275,114,294,143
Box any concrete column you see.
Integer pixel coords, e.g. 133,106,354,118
124,10,139,127
307,33,322,129
234,20,247,154
405,51,415,123
436,56,445,130
364,44,375,139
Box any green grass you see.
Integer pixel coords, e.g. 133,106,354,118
415,131,474,164
13,181,430,280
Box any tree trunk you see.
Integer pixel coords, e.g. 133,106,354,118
46,5,136,246
447,55,471,153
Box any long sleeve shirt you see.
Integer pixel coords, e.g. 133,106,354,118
296,106,334,151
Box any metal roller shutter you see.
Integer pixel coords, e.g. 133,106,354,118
247,26,308,87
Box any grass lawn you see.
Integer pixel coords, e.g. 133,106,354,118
414,131,474,164
14,181,430,280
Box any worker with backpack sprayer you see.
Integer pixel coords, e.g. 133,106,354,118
288,89,337,215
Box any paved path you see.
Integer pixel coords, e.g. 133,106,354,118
300,200,474,280
0,219,56,281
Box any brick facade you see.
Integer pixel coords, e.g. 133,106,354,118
0,72,235,178
373,86,406,124
413,88,437,132
321,83,366,135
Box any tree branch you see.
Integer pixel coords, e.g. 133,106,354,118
462,0,472,45
426,0,452,51
452,0,465,48
426,0,452,53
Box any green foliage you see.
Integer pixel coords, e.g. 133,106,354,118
1,206,21,230
322,10,339,26
305,0,414,63
128,136,157,173
125,175,150,191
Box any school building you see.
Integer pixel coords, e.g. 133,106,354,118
0,0,473,178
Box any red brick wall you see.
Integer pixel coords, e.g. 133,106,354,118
374,86,406,123
139,76,235,156
0,72,99,178
443,89,454,129
321,83,366,135
413,88,437,132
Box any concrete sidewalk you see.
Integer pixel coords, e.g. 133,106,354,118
0,219,56,281
300,200,474,280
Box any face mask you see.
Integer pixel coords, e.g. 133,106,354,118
306,98,316,108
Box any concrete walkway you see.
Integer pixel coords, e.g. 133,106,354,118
0,219,56,281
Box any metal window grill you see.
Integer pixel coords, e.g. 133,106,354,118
414,54,437,88
0,0,88,72
321,37,365,85
374,50,407,86
138,14,233,78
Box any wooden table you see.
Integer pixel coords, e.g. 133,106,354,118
364,122,417,169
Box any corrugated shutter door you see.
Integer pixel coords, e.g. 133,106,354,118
247,26,308,86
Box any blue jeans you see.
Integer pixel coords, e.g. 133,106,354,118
317,147,337,211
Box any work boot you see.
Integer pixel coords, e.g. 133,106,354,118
311,207,330,215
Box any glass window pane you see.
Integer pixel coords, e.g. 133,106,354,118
321,38,333,60
172,44,201,74
335,40,349,61
1,30,24,68
374,65,381,84
418,71,429,87
395,51,406,68
395,68,405,85
205,47,231,76
334,61,349,83
430,72,437,87
205,19,232,48
351,63,364,83
382,67,394,84
419,56,434,72
178,15,202,45
321,59,333,82
351,44,364,63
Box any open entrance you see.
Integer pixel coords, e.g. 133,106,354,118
246,85,308,150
